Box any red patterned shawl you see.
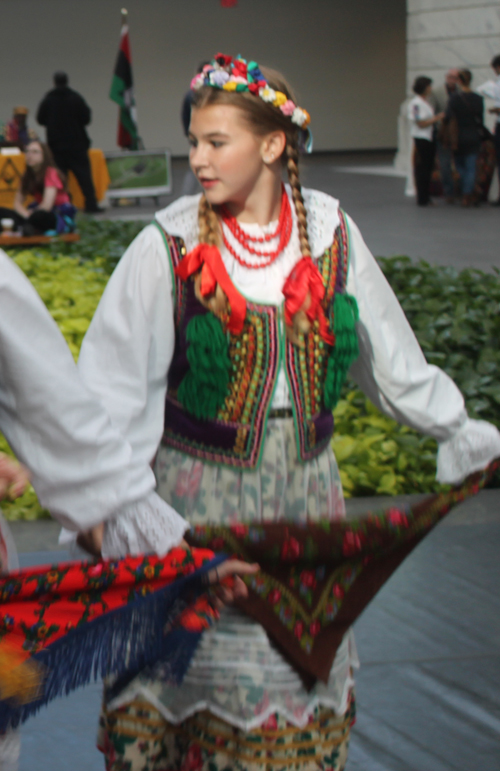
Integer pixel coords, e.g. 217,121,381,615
0,547,221,731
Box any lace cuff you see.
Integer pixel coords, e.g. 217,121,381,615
101,491,189,559
436,418,500,484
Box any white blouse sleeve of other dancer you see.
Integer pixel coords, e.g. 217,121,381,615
77,224,188,557
345,214,500,484
0,249,187,551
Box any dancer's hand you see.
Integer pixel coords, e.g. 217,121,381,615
77,522,104,557
206,559,260,605
76,532,260,604
0,453,30,500
179,539,259,604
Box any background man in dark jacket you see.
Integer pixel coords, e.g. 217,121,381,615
37,72,103,213
445,69,484,207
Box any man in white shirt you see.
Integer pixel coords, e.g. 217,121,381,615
489,55,500,205
478,55,500,205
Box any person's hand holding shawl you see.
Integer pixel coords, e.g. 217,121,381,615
76,525,258,603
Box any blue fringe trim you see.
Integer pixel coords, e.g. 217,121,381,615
0,554,227,732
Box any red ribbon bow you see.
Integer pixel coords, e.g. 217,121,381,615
282,257,334,345
175,244,247,335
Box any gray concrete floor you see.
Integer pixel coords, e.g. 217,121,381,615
11,155,500,769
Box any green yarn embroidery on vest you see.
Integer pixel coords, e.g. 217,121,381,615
324,292,359,411
177,313,231,420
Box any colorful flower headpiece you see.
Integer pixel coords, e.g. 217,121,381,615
190,53,311,130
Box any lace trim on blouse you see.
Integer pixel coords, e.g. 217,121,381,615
154,187,340,260
101,491,189,559
436,417,500,484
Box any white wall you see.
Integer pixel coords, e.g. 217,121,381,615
0,0,406,155
407,0,500,92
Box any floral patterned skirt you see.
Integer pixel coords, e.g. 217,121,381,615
98,695,356,771
155,418,345,526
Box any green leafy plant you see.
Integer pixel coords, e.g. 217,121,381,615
12,250,110,359
333,256,500,496
332,389,443,498
378,257,500,427
44,216,145,274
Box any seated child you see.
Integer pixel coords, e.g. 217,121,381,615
0,139,75,235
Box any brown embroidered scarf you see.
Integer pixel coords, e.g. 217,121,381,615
187,461,498,688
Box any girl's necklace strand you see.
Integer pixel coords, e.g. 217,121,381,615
220,189,293,268
221,186,289,245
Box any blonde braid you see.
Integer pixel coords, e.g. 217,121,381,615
198,194,221,246
286,142,311,258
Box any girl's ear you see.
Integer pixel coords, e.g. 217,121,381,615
260,130,287,164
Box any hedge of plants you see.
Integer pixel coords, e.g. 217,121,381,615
334,256,500,498
1,222,499,518
379,256,500,427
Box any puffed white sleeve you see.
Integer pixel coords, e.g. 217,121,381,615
0,248,187,552
344,214,500,484
77,224,187,556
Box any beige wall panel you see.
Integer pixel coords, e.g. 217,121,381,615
407,0,498,13
408,37,500,69
0,0,406,154
406,0,499,96
408,6,500,41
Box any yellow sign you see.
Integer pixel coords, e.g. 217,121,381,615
0,155,25,195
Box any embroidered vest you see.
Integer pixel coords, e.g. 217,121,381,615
158,211,353,470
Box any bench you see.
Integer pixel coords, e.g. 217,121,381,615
0,232,80,247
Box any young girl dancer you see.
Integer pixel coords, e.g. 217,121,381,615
78,54,500,771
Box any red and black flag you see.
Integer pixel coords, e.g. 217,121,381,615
110,13,140,150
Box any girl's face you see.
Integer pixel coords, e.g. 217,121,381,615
189,104,272,208
25,142,44,168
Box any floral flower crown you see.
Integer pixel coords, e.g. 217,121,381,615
190,53,311,130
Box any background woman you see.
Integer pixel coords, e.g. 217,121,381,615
446,69,485,207
408,76,444,206
78,55,500,771
0,139,75,235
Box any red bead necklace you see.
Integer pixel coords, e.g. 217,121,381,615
220,187,293,269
